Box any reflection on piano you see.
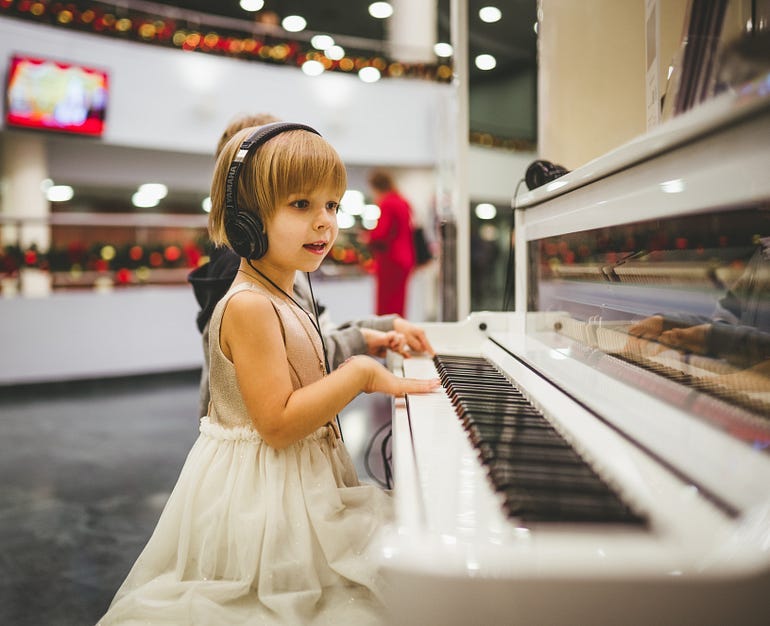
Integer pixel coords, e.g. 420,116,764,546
380,78,770,626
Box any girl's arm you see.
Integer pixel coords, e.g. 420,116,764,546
222,290,439,449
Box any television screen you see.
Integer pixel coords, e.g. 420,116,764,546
5,54,108,136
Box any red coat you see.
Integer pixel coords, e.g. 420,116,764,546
367,191,416,316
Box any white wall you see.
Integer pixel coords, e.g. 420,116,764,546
537,0,646,169
0,287,203,384
0,275,406,385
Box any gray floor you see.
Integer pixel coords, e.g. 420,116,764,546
0,371,392,625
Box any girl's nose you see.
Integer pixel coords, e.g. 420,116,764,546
315,208,335,230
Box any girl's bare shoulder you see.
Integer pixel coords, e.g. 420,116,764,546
226,286,274,314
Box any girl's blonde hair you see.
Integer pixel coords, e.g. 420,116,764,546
209,126,347,248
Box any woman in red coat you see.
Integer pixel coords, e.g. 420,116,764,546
364,169,416,316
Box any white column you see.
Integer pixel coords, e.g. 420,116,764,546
0,133,50,250
537,0,647,169
387,0,437,63
451,0,470,320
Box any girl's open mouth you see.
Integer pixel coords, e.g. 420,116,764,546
303,242,328,255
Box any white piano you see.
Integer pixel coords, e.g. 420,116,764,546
381,74,770,626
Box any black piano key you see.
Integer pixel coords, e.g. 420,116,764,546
466,423,565,447
462,417,555,435
444,383,524,398
487,460,610,494
476,441,585,465
502,489,644,524
451,395,528,409
460,410,553,425
456,399,540,412
456,404,545,420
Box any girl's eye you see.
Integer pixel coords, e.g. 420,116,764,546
291,199,310,209
326,202,340,212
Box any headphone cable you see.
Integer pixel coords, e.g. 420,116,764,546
305,271,343,441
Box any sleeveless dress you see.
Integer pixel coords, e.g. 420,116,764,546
98,281,393,625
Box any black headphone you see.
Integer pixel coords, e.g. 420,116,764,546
524,159,569,191
224,121,321,259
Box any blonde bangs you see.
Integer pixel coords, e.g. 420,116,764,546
260,130,347,209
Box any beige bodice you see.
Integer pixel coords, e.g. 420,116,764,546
207,280,326,430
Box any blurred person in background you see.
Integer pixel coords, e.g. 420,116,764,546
362,169,416,316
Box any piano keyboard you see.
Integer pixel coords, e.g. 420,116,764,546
434,353,646,525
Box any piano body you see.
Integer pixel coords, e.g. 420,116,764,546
381,77,770,626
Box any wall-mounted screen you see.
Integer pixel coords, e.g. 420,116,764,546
5,54,108,137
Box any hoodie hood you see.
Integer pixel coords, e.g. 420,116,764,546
188,247,240,333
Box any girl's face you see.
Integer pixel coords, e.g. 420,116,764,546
262,183,340,274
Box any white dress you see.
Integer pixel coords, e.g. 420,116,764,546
98,281,393,625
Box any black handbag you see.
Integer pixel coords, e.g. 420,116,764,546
413,227,433,267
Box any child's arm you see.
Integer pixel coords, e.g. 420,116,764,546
222,290,439,449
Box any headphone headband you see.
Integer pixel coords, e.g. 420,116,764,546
224,121,321,259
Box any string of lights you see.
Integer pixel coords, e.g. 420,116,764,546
0,0,453,82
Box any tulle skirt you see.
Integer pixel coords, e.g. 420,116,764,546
98,417,393,625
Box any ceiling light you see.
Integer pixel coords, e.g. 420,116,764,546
239,0,264,12
311,34,335,50
475,54,497,70
479,224,499,241
282,15,307,32
369,2,394,19
434,42,453,57
325,45,345,61
302,60,325,76
358,66,381,83
336,212,355,229
475,203,497,220
341,189,365,215
479,6,502,23
132,191,159,208
201,197,212,213
46,185,74,202
138,183,168,199
363,204,381,220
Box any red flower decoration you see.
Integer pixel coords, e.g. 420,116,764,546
116,268,132,284
164,245,181,262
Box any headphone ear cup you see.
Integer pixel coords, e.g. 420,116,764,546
525,160,570,190
223,123,320,260
226,211,268,260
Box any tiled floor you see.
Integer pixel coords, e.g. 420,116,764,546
0,371,392,625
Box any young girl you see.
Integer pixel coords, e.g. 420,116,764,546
98,124,439,625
